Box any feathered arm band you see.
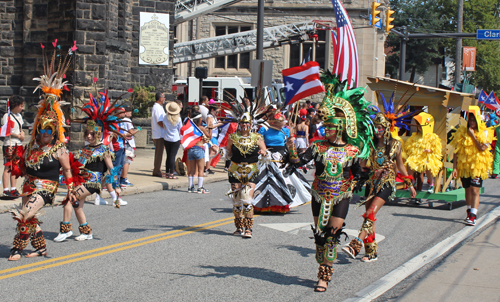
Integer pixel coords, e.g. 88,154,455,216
400,175,414,188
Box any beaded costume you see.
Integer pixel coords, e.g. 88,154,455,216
288,72,375,283
343,92,417,262
9,40,76,260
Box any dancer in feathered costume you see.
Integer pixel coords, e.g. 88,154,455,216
451,106,495,226
8,40,77,260
53,91,128,242
220,94,268,238
286,72,375,292
342,92,417,262
404,112,443,198
488,109,500,178
253,109,311,213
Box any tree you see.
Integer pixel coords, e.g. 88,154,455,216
385,0,446,82
437,0,500,92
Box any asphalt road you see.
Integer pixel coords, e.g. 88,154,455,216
0,173,499,302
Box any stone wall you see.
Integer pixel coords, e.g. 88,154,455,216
0,0,175,150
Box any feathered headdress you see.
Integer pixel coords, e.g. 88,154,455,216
372,91,421,139
31,40,78,143
318,71,375,159
218,91,269,128
74,89,128,145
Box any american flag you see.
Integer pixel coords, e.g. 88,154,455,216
331,0,359,88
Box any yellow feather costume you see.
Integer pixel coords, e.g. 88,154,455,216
404,133,443,176
450,121,495,180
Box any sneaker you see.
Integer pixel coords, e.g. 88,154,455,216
75,233,93,241
206,169,215,175
3,190,12,197
54,231,73,242
466,214,477,226
121,178,134,186
10,189,20,197
197,187,210,194
415,198,423,205
465,209,471,221
118,198,128,206
427,185,434,193
94,195,108,205
188,186,195,193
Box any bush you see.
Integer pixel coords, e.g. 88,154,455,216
129,84,156,118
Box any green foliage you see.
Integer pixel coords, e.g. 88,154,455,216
437,0,500,92
130,84,156,118
385,0,445,82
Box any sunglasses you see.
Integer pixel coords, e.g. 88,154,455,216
39,129,53,135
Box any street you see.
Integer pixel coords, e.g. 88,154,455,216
0,173,499,302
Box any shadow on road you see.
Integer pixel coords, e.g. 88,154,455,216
175,265,316,288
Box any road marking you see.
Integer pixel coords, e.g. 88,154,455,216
259,223,385,242
343,205,500,302
0,215,254,280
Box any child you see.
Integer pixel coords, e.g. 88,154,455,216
120,105,139,186
2,95,25,197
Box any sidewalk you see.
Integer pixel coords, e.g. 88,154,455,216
0,147,228,213
398,217,500,302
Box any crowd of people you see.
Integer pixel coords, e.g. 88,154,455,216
1,43,496,294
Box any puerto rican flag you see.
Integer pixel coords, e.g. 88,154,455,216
331,0,359,88
282,61,325,105
482,91,500,111
0,99,14,137
217,122,238,148
180,119,203,150
478,90,488,104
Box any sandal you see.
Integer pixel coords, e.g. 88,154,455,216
314,281,329,292
25,248,47,258
242,229,252,238
8,249,22,261
361,253,378,262
233,228,243,236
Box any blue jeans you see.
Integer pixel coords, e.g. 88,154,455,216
188,146,205,161
113,148,125,181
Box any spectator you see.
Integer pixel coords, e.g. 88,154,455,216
152,92,166,177
163,102,182,179
120,104,139,186
199,95,209,123
2,95,25,197
187,111,210,193
205,105,223,175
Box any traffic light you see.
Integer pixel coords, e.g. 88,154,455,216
385,8,395,33
371,1,381,27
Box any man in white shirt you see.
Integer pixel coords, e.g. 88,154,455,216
152,92,166,177
199,95,209,123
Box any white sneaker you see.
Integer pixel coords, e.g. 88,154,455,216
54,231,73,242
118,198,128,206
75,233,93,241
94,195,108,205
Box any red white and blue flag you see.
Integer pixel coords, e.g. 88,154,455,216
181,119,203,150
331,0,359,88
481,91,500,111
282,61,325,105
0,99,14,137
217,122,238,148
478,90,488,104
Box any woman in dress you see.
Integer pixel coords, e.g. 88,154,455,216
8,41,76,260
342,93,417,262
287,72,374,292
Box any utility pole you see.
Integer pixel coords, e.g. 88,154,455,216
455,0,464,84
399,26,407,81
256,0,264,60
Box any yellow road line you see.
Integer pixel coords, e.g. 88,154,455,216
0,216,236,275
0,219,239,280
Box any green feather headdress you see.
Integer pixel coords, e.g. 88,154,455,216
318,71,375,159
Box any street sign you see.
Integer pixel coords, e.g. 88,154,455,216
477,29,500,40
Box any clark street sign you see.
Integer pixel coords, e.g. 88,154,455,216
477,29,500,40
